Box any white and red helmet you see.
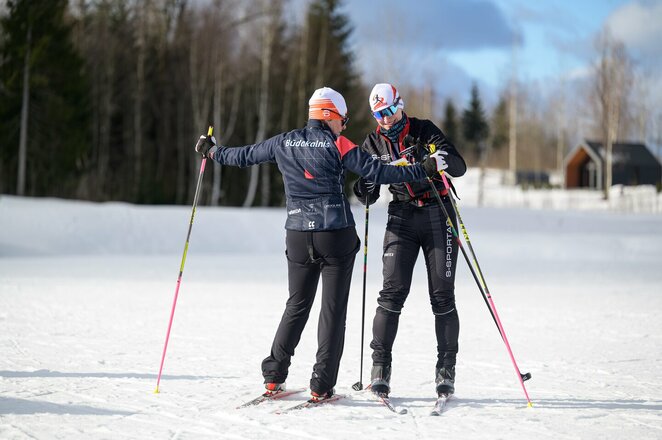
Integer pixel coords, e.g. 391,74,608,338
369,83,405,118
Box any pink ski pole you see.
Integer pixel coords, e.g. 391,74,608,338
155,125,213,393
438,169,532,407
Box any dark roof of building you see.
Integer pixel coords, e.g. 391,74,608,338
584,140,661,167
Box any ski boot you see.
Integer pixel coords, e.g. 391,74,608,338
370,364,391,396
264,382,285,396
435,366,455,396
310,388,335,402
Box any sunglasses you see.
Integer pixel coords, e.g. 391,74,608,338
372,98,400,120
325,109,349,127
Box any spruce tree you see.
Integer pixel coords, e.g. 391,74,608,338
303,0,369,195
462,83,489,158
305,0,369,142
442,99,459,143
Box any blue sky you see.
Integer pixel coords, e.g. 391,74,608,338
287,0,662,111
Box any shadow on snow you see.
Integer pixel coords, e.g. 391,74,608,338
395,396,662,411
0,369,233,380
0,396,135,416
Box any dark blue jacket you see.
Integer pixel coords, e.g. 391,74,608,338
212,119,428,231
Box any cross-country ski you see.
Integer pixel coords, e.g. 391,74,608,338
275,394,344,414
430,394,452,416
237,388,306,409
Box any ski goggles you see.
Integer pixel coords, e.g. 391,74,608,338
372,98,401,120
325,109,349,127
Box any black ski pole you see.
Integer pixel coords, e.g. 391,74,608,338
352,202,370,391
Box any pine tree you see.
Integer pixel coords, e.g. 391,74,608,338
0,0,90,197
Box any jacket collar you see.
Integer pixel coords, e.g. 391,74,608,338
307,119,336,139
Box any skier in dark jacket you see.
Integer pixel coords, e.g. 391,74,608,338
195,87,447,401
353,83,467,398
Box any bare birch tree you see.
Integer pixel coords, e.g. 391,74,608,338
296,18,309,124
133,0,147,199
211,65,241,206
242,1,278,207
16,23,30,196
593,29,632,200
189,7,214,203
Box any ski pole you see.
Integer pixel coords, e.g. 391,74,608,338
426,145,530,369
439,169,532,377
426,177,532,406
352,203,370,391
155,125,214,394
424,148,532,406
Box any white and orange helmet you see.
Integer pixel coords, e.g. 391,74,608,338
308,87,348,123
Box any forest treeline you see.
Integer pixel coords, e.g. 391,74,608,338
2,0,373,205
0,0,647,205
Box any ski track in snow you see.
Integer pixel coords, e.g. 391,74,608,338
1,195,662,439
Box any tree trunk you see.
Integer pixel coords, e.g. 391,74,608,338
211,64,241,206
98,38,113,200
477,141,487,207
243,4,275,207
313,14,328,87
280,48,296,132
258,12,274,207
297,17,309,124
508,77,517,186
133,2,146,199
17,24,31,196
189,23,212,204
211,64,224,206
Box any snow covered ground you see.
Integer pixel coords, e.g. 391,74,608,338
1,193,661,439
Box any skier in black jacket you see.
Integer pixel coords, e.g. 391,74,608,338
353,83,467,398
195,87,447,402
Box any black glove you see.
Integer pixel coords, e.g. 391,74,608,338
353,178,380,206
422,150,449,178
403,134,417,149
195,135,218,157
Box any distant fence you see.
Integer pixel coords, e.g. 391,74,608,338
369,169,662,214
461,169,661,213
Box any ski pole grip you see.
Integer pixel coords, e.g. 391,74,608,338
427,143,445,177
207,125,214,137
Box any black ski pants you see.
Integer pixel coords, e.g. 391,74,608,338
262,227,360,395
370,199,460,370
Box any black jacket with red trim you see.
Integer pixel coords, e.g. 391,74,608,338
212,119,429,231
354,115,466,205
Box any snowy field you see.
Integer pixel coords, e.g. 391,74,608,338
1,193,661,439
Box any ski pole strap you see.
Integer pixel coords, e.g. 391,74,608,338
392,187,448,206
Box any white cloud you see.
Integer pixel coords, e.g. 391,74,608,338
565,65,593,81
606,0,662,61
